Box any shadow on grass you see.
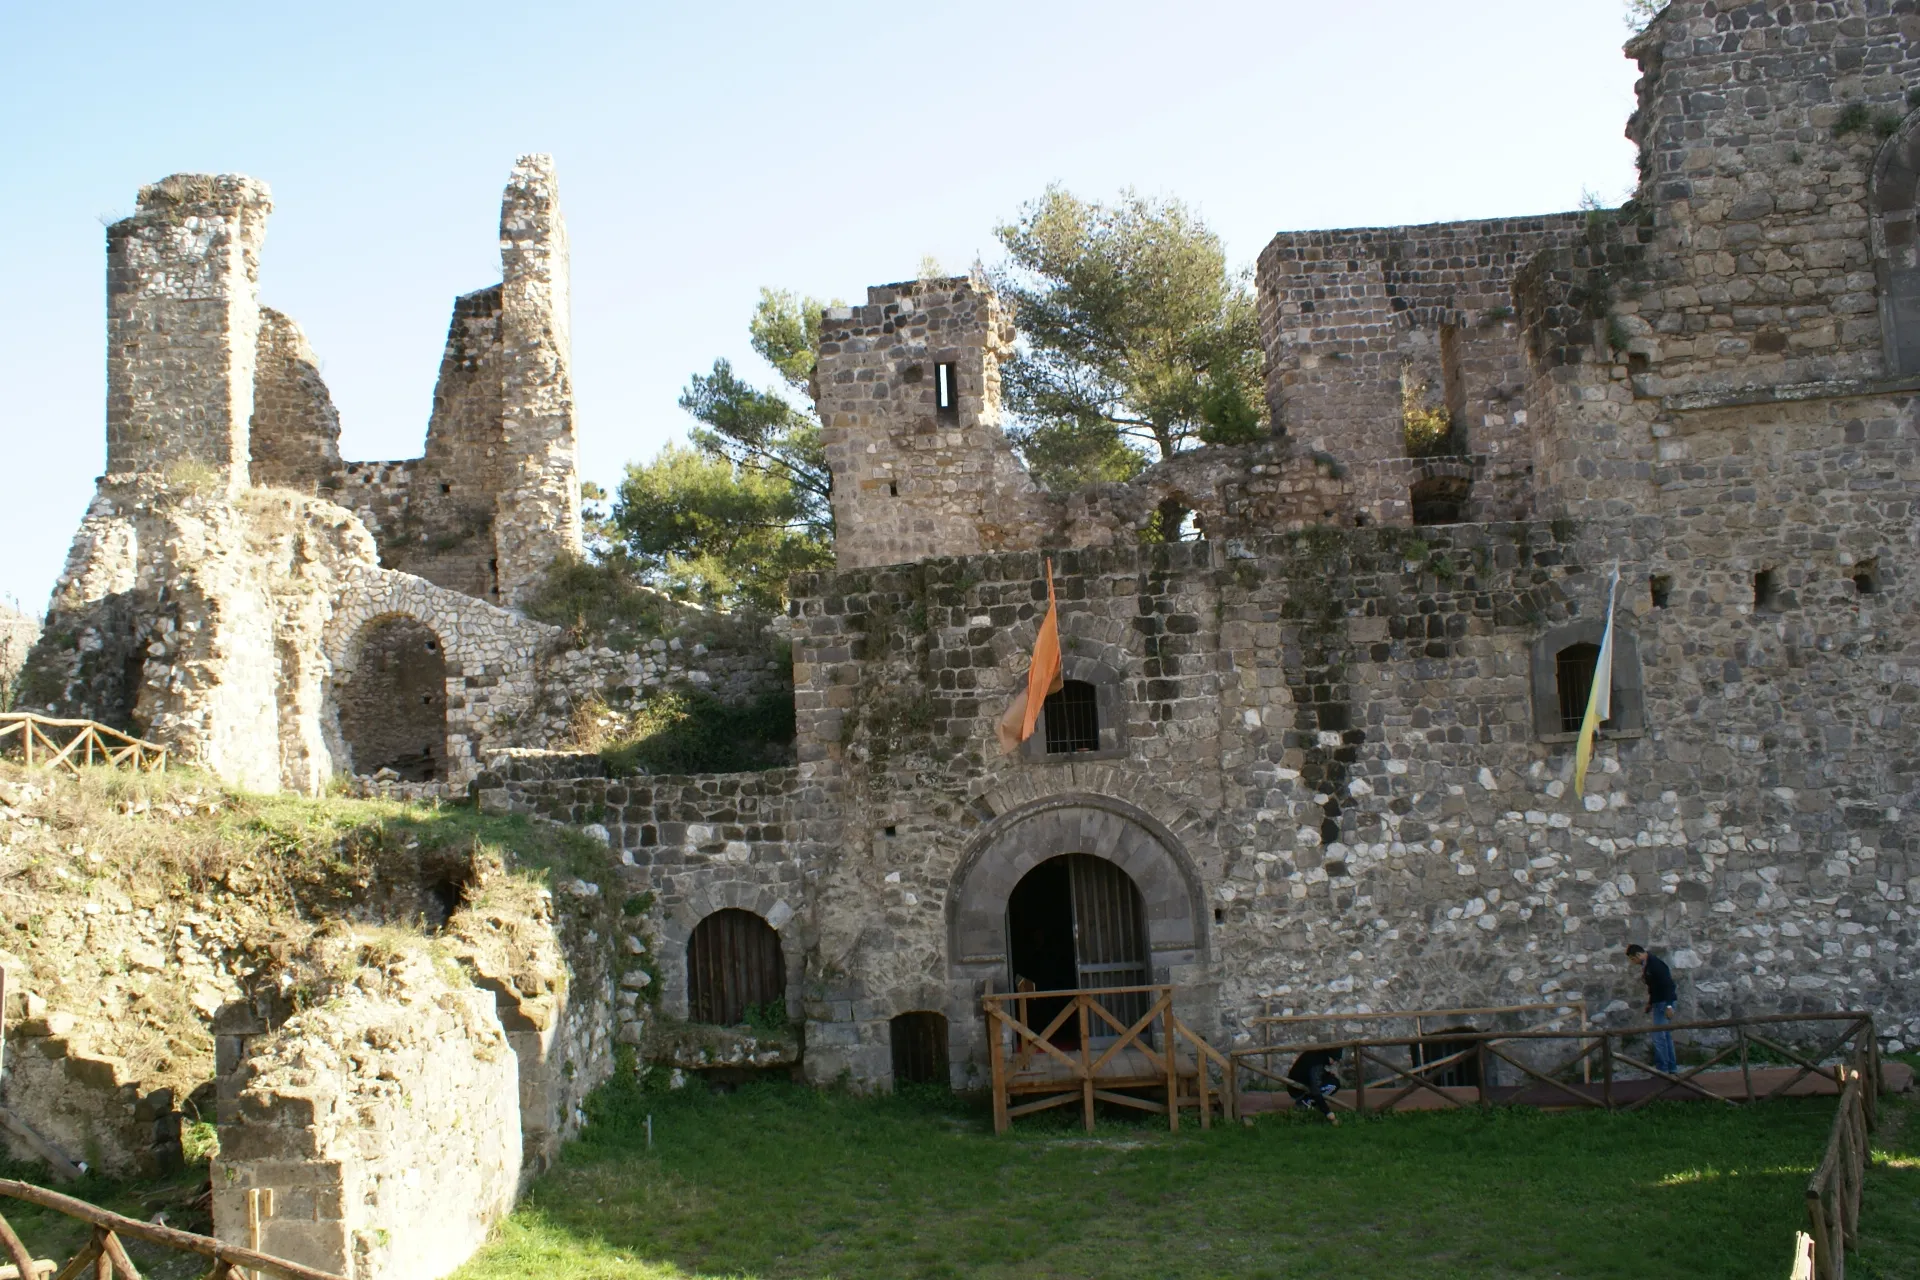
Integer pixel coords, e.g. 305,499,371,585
453,1073,1854,1280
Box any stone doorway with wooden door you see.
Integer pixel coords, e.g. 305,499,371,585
1005,853,1152,1050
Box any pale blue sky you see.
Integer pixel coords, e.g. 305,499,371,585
0,1,1643,615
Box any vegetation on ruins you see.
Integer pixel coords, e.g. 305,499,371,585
990,187,1267,508
566,687,796,776
612,289,834,611
445,1076,1920,1280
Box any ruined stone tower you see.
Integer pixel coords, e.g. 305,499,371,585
106,174,274,495
23,158,586,792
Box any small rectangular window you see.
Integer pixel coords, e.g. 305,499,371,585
1649,575,1672,608
935,363,958,416
1753,569,1780,612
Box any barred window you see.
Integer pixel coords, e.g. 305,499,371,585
1043,680,1100,754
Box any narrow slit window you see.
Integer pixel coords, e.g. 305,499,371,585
1753,569,1780,612
1043,680,1100,754
935,362,958,416
1554,643,1614,734
1649,575,1672,609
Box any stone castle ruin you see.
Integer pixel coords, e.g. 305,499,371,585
7,4,1920,1275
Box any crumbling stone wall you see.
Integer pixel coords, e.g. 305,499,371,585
249,309,344,495
1256,215,1586,525
212,948,521,1280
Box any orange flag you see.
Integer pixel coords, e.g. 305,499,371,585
995,558,1063,754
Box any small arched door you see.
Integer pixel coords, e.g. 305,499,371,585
1006,853,1150,1041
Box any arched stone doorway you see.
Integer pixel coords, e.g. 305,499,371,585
338,615,448,780
1007,852,1152,1043
946,793,1210,1071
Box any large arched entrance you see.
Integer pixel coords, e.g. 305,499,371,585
338,616,447,780
1007,852,1152,1043
946,793,1211,1069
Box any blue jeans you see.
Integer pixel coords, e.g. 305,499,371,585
1650,1003,1677,1074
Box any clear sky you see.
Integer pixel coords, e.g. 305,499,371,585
0,1,1643,617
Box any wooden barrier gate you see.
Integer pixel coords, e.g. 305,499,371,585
983,984,1234,1134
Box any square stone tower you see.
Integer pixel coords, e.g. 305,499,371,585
817,277,1052,569
105,174,273,494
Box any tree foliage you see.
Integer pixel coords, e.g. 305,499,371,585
991,187,1267,492
610,289,834,611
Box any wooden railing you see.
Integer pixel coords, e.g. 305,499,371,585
1802,1063,1877,1279
983,985,1234,1134
0,714,168,775
1231,1011,1877,1117
0,1179,341,1280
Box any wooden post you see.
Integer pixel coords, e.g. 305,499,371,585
1475,1038,1490,1106
1354,1043,1366,1116
0,1209,39,1280
1738,1024,1754,1103
1194,1026,1212,1131
986,1003,1008,1136
1078,997,1094,1134
246,1188,274,1280
1600,1032,1614,1110
1163,996,1179,1134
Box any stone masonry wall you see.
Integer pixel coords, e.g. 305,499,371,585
477,758,821,1032
774,517,1917,1082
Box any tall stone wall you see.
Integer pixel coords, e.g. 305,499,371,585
1256,215,1586,525
105,175,272,496
818,278,1055,568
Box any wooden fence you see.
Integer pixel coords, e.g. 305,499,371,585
983,985,1235,1134
0,1178,341,1280
0,714,168,775
1230,1010,1877,1117
1803,1063,1876,1279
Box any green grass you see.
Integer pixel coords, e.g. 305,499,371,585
450,1074,1920,1280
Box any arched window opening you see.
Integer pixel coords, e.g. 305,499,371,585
1530,619,1645,741
1043,680,1100,754
339,616,447,780
1409,475,1471,525
889,1011,950,1087
687,908,784,1027
1006,853,1151,1044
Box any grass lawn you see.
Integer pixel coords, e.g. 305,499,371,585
451,1069,1920,1280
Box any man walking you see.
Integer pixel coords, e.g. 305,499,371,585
1626,944,1679,1074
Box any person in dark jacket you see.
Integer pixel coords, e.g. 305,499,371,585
1288,1045,1343,1123
1626,944,1679,1073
